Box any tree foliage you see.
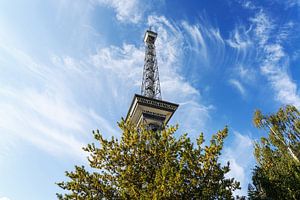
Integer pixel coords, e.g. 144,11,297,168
248,105,300,199
57,120,240,199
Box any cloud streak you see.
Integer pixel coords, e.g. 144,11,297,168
94,0,144,23
229,79,246,97
251,10,300,108
0,43,119,160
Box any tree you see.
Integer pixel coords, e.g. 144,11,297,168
248,105,300,199
57,120,240,199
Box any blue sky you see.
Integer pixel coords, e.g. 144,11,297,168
0,0,299,199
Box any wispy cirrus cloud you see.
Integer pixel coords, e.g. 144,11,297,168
181,16,225,71
229,2,300,107
182,21,208,60
250,10,300,108
94,0,144,23
241,1,256,10
235,65,256,83
229,79,246,97
225,24,256,80
91,43,143,85
0,43,119,160
226,26,252,50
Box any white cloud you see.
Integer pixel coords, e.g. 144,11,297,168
0,43,119,160
292,50,300,61
182,21,208,59
162,76,199,97
0,86,87,159
180,17,226,70
229,79,246,97
226,26,252,50
226,24,258,93
225,24,258,85
91,43,144,84
261,62,300,108
228,158,245,185
235,65,256,83
276,21,294,41
250,11,274,47
94,0,143,23
0,197,10,200
251,11,300,108
222,131,254,196
242,1,256,9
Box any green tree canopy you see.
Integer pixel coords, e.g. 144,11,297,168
248,105,300,199
57,120,240,199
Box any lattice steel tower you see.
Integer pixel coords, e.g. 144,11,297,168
126,29,178,130
141,30,162,100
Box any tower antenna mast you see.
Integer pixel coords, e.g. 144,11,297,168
141,29,162,100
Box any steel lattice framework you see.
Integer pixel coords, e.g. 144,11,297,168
125,29,178,130
141,30,162,100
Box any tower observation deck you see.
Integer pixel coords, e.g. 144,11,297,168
126,29,179,131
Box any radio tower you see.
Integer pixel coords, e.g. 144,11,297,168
126,29,178,130
141,30,162,100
